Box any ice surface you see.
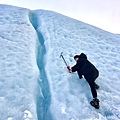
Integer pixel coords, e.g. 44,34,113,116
0,5,39,120
0,4,120,120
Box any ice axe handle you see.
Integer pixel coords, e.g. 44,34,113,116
60,52,68,66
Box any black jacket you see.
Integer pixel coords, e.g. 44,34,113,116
72,53,99,83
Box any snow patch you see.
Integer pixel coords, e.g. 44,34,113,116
23,110,32,120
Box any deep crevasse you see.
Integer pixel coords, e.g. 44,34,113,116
29,11,53,120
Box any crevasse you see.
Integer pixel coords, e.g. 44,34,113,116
29,11,53,120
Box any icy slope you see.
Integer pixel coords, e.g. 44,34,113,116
33,10,120,120
0,4,120,120
0,5,39,120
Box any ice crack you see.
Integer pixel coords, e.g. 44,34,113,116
29,11,52,120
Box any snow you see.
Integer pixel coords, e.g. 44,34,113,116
0,5,39,120
0,4,120,120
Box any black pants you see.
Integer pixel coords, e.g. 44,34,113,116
88,82,97,98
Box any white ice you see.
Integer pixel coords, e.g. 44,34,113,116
0,4,120,120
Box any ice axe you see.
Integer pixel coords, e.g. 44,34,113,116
60,52,68,66
60,52,71,72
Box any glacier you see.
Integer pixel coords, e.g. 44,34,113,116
0,4,120,120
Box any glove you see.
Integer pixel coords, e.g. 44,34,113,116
67,66,72,73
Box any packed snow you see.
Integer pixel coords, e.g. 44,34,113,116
0,4,120,120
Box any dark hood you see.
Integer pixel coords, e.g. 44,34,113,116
79,53,87,59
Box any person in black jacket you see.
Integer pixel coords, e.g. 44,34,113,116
67,53,100,109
